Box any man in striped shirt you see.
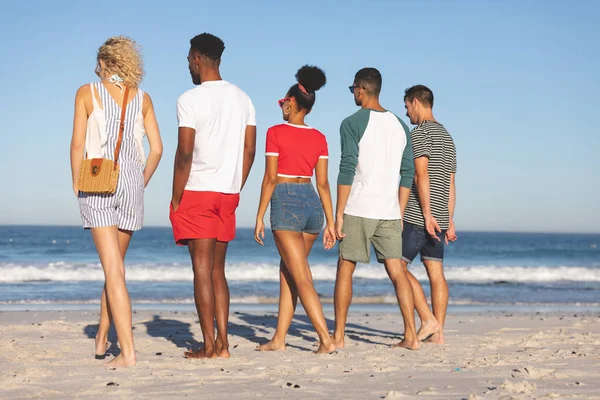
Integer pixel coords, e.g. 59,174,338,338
402,85,457,345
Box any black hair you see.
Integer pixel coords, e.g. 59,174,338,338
404,85,434,108
354,67,382,96
190,33,225,60
287,65,326,113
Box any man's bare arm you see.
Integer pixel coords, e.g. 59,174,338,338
414,156,441,239
171,127,195,209
241,125,257,190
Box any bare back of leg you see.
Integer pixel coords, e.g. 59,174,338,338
185,238,218,359
384,259,420,350
213,241,231,358
422,259,448,344
404,260,440,342
96,229,133,358
332,258,356,348
257,233,318,352
91,226,136,367
273,231,335,354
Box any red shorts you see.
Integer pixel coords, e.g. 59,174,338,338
169,191,240,245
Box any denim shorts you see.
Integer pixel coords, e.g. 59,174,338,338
401,221,446,264
270,183,324,234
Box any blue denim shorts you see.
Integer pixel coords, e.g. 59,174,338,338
401,221,446,264
270,183,324,234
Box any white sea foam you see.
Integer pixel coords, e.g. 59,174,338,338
1,298,598,307
0,262,599,283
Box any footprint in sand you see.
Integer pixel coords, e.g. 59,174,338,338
499,380,537,395
379,366,401,373
511,366,556,379
311,377,342,384
384,390,409,399
416,388,439,395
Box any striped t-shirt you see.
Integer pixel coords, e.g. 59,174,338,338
404,120,457,230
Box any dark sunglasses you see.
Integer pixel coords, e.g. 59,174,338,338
278,97,290,108
348,85,363,93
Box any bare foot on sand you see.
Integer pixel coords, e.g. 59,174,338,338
392,339,420,350
184,348,217,359
216,336,231,358
417,319,441,342
425,332,445,344
314,341,336,354
330,334,345,349
104,354,136,368
216,347,230,358
256,339,286,352
95,335,109,358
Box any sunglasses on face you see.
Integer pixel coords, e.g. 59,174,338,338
348,85,363,93
278,97,291,108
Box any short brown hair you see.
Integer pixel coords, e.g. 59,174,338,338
404,85,434,108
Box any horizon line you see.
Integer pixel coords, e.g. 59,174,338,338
0,224,599,235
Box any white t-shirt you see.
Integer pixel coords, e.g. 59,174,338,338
177,80,256,194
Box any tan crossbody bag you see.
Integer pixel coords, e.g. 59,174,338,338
78,86,130,194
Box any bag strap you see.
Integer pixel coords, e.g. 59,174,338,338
113,86,130,170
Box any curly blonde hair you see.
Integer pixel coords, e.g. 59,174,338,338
97,36,144,87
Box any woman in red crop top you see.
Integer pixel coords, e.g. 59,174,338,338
254,66,336,354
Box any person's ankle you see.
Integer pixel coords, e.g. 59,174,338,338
270,334,286,344
95,333,108,342
121,350,136,359
216,339,229,349
203,342,216,352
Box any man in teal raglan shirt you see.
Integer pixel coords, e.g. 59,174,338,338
332,68,419,350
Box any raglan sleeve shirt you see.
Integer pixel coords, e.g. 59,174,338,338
337,117,360,185
176,92,195,129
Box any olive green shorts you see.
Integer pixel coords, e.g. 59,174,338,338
338,214,402,264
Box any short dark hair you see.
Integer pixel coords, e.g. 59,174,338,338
354,68,382,96
404,85,434,108
190,33,225,60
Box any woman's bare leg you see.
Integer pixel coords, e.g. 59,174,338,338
91,226,136,367
257,233,318,351
96,229,133,356
272,231,334,354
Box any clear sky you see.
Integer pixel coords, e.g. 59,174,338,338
1,0,598,233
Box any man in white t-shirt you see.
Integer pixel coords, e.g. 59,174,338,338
170,33,257,359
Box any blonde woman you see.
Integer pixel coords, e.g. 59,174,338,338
70,36,162,367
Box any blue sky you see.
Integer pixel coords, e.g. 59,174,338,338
1,0,598,233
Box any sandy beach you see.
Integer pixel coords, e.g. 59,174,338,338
1,308,599,399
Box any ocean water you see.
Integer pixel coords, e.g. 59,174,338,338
0,226,599,308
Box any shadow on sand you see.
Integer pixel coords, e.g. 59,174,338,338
83,323,121,357
83,309,403,355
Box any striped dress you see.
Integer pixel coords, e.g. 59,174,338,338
78,82,146,231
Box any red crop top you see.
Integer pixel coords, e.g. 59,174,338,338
265,123,329,178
